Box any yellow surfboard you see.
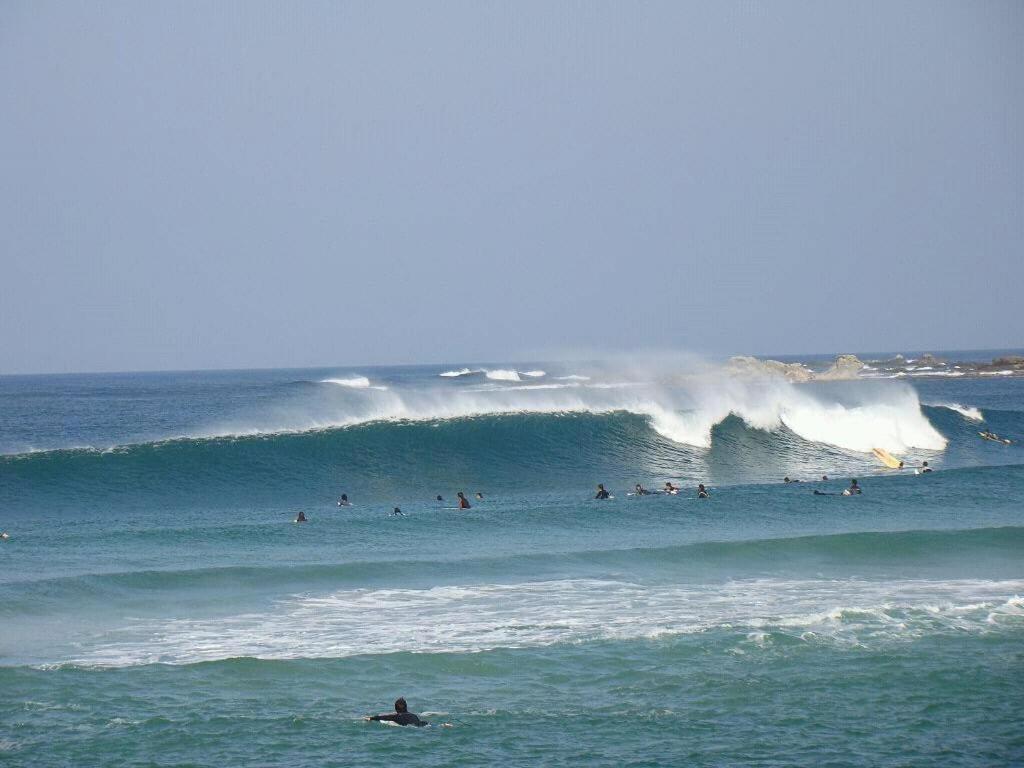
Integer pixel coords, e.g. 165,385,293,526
872,447,903,468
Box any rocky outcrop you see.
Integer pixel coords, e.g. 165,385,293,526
727,354,864,382
989,356,1024,369
817,354,866,380
727,356,813,383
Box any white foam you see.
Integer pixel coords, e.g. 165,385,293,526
556,374,591,381
930,403,984,422
200,364,950,453
321,376,371,388
522,370,547,378
485,369,521,382
439,368,482,378
64,577,1024,667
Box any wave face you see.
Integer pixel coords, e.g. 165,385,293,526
3,366,1022,509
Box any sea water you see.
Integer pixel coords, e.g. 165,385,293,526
1,356,1022,766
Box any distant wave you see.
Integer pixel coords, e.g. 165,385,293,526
930,402,984,422
485,369,521,382
321,376,370,388
522,370,546,378
439,368,483,378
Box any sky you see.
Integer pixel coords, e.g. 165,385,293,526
1,1,1021,374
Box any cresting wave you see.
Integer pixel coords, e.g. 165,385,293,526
7,372,951,457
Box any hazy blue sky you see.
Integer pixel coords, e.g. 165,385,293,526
1,1,1021,373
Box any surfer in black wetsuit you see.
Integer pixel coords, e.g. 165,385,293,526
842,479,861,495
634,483,650,495
365,697,428,727
920,461,933,473
697,484,709,499
663,482,679,494
294,511,307,522
337,493,351,507
595,484,611,499
457,491,471,509
392,507,404,516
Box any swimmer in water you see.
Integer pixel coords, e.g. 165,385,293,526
842,479,862,496
294,511,307,523
634,483,650,496
920,461,933,473
822,475,829,481
337,493,351,507
697,484,709,499
365,697,428,727
663,482,678,495
457,492,472,509
595,484,611,500
436,495,444,502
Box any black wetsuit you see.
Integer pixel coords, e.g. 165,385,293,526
369,712,428,727
595,490,610,499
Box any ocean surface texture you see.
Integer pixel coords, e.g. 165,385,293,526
1,353,1023,766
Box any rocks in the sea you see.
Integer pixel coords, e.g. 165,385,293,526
916,353,946,366
816,354,866,380
726,356,813,382
989,355,1024,369
727,354,864,382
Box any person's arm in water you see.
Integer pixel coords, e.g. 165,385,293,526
366,712,428,726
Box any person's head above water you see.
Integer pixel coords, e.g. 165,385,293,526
850,479,859,486
341,494,348,501
922,461,929,467
475,492,483,499
597,484,605,490
457,491,466,498
436,495,443,501
394,697,408,713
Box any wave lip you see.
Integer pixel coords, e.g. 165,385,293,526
485,369,521,382
321,376,371,388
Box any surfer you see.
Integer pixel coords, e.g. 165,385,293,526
294,511,307,523
980,430,1012,444
436,495,444,501
842,479,862,496
475,492,484,500
0,532,9,540
821,475,829,481
337,493,351,507
392,507,404,516
920,461,933,473
784,477,801,483
595,484,611,500
457,491,472,509
663,482,679,495
697,484,709,499
365,698,428,727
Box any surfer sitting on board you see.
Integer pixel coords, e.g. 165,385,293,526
634,483,651,495
294,511,307,523
457,491,471,509
920,461,933,473
697,484,709,499
337,493,351,507
595,484,611,499
365,698,428,727
663,482,679,495
842,479,862,496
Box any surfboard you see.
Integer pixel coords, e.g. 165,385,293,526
872,447,903,468
979,431,1012,444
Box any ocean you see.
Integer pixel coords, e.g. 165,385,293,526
1,354,1022,766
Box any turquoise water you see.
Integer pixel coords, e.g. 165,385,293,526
1,360,1023,765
